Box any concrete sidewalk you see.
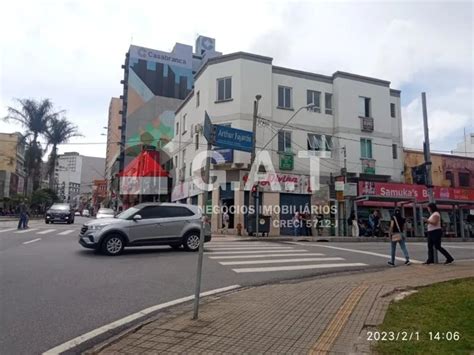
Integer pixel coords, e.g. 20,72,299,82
88,261,474,354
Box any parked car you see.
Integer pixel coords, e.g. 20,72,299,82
74,211,81,216
96,208,115,219
79,203,211,256
45,204,75,224
82,209,90,217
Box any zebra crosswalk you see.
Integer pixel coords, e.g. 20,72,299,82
0,228,79,237
205,241,367,273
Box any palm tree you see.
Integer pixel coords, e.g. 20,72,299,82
4,99,64,193
45,117,82,190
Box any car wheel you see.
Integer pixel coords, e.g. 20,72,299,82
101,234,125,256
169,243,182,250
183,232,201,252
45,220,49,224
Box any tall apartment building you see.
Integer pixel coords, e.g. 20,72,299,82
109,36,221,203
165,52,403,235
55,152,105,206
105,97,122,197
0,132,26,202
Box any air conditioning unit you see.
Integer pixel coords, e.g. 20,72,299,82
195,124,203,134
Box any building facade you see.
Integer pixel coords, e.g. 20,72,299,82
110,36,221,205
105,97,122,198
0,132,26,203
404,149,474,188
55,152,105,207
165,52,404,235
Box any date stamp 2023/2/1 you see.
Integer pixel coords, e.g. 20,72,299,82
367,331,461,342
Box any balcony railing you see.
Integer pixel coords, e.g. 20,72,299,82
360,116,374,132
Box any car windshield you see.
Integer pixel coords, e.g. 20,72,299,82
116,206,140,220
50,204,69,210
98,209,114,214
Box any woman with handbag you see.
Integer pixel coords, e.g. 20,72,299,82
388,208,411,266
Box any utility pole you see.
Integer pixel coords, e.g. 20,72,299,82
193,135,213,319
250,95,262,236
342,146,347,236
422,92,438,263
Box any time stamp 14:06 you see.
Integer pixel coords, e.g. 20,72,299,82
367,331,461,342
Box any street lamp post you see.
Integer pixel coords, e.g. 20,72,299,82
250,95,262,236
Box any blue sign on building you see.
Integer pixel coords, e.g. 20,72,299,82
214,149,234,163
214,125,253,152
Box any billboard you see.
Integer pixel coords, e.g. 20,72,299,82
124,44,194,163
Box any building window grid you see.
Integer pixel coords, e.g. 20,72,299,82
359,96,371,118
392,144,398,159
360,138,373,159
278,86,292,109
278,130,292,153
459,172,470,187
325,93,333,115
196,91,200,107
217,77,232,101
307,90,321,113
390,103,396,118
307,134,332,152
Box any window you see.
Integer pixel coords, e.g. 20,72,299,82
182,115,187,135
392,144,398,159
459,172,470,187
307,134,332,152
278,130,292,152
217,77,232,101
161,206,194,217
307,90,321,112
360,138,373,158
196,91,200,107
359,97,371,117
445,171,454,187
278,86,292,109
137,206,165,219
174,156,178,168
175,122,179,136
189,161,193,177
325,93,333,115
390,103,396,118
195,133,199,150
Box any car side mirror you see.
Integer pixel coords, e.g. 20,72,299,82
133,214,142,221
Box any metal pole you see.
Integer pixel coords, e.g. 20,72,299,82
422,92,437,263
193,140,212,320
256,187,259,237
343,146,348,236
249,97,260,212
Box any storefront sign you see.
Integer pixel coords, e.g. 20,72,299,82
359,181,474,202
279,154,294,171
242,173,312,194
344,183,358,197
335,181,344,191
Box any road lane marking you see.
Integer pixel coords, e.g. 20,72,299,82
22,238,41,245
206,247,294,251
220,257,344,265
232,263,367,273
37,229,56,235
209,253,325,259
205,249,308,255
0,228,17,233
42,285,241,355
289,243,423,264
58,229,75,235
15,228,39,234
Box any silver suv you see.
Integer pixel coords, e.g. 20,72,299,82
79,203,211,256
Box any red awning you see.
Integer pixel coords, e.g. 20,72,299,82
119,150,168,177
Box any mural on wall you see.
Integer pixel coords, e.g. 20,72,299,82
124,44,194,161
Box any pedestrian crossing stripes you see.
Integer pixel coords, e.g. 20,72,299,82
15,228,39,234
37,229,56,235
0,228,17,233
205,242,368,273
58,230,75,235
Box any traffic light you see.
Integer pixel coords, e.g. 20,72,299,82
412,164,427,185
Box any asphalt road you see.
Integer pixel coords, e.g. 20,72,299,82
1,218,473,354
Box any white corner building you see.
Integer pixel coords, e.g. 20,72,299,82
165,52,404,235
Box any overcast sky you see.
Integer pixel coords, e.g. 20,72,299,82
0,0,472,158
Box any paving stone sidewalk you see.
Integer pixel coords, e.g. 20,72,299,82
90,261,474,355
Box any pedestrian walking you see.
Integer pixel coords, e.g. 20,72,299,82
387,208,410,266
222,210,230,234
369,210,380,237
348,212,359,237
17,202,28,230
423,203,454,265
293,211,301,237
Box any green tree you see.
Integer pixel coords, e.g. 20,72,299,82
3,99,64,192
45,117,81,190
